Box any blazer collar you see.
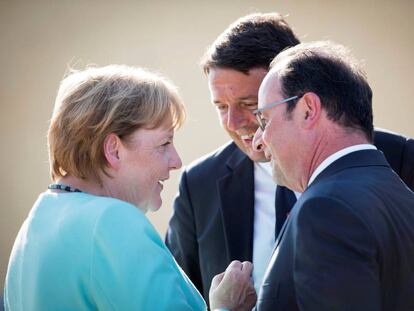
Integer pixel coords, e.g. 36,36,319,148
225,143,250,170
218,145,255,262
310,149,389,187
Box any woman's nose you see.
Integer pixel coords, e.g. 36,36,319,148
170,146,182,170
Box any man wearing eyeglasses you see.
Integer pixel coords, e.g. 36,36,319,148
165,13,414,307
244,40,414,310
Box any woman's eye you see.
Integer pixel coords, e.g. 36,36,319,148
216,105,227,111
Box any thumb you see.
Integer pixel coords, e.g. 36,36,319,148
211,272,225,289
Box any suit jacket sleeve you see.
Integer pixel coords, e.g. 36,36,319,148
293,196,380,310
165,170,204,294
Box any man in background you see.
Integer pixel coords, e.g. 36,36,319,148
166,13,414,305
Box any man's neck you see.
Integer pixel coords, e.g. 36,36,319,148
296,127,370,192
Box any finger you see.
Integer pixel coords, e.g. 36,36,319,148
240,261,253,275
245,290,258,310
246,284,257,298
211,272,225,289
226,260,242,271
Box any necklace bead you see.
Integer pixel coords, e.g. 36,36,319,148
48,183,82,193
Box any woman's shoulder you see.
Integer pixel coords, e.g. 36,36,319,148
41,191,143,216
39,192,156,237
96,195,149,221
81,194,162,245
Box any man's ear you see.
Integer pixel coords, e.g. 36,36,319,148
299,92,322,128
103,133,121,170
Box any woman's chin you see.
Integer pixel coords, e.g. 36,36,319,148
148,205,161,213
147,198,162,213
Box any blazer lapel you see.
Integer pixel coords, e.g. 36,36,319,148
275,185,297,238
217,147,255,263
273,211,291,251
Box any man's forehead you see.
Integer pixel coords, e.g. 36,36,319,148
258,71,281,107
208,67,267,85
207,67,268,102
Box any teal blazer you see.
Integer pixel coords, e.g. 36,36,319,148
5,192,206,310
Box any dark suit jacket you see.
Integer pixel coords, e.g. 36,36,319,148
256,149,414,310
373,129,414,189
165,129,414,305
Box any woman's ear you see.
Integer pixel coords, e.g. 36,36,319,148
300,92,322,128
103,133,121,170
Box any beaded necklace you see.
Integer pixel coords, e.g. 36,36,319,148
48,183,82,193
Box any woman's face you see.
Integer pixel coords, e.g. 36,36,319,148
117,123,182,213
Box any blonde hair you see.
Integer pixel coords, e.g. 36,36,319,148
48,65,185,184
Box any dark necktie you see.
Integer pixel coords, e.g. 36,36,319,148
275,185,297,239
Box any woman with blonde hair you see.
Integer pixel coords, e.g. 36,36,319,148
4,65,256,310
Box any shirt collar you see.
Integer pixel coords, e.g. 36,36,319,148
308,144,377,187
255,161,273,177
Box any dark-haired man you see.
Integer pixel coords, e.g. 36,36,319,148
166,13,414,306
244,40,414,310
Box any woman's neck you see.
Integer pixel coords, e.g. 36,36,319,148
55,175,106,197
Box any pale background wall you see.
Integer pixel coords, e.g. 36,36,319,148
1,0,413,287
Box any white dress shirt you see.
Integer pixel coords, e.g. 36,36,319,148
252,162,276,293
252,162,301,293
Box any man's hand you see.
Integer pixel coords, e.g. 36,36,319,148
209,260,257,311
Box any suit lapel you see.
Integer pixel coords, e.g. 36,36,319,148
273,211,291,251
217,147,255,262
275,185,297,238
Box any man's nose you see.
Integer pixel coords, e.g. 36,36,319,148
226,107,245,131
253,127,264,152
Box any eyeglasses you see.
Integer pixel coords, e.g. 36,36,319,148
253,96,299,131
